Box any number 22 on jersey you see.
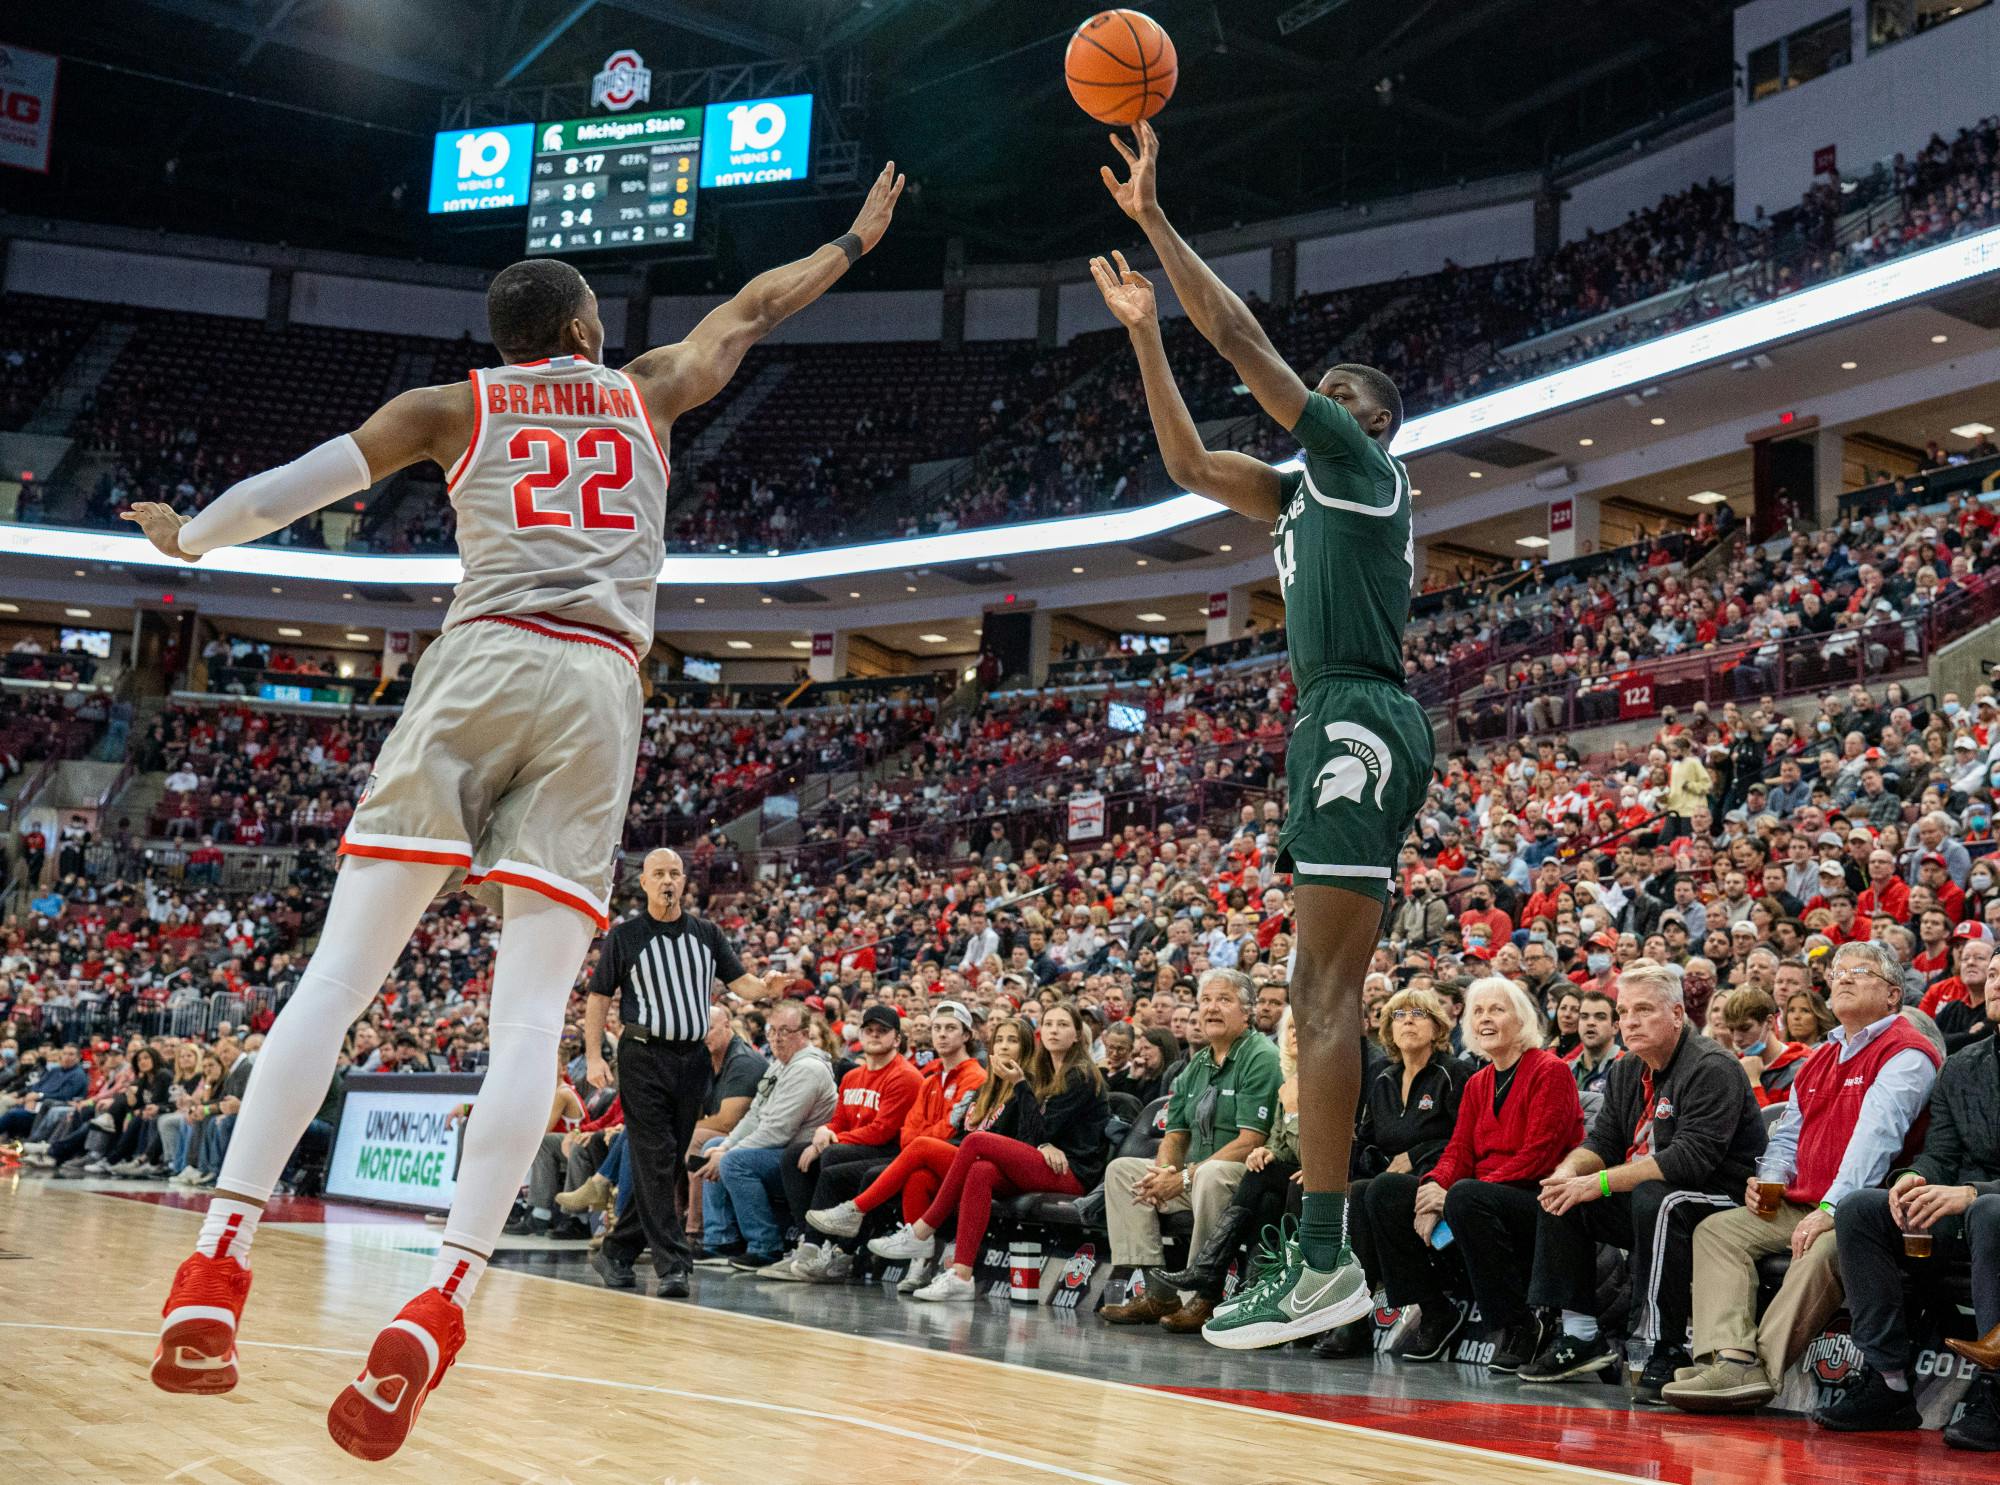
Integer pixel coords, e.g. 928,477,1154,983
506,426,637,531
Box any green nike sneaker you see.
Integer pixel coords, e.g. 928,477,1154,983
1201,1238,1371,1351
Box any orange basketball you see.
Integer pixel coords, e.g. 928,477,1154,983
1065,10,1178,126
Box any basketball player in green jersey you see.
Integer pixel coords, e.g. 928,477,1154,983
1094,120,1433,1349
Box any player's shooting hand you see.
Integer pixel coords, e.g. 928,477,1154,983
119,502,199,562
847,160,906,253
1090,252,1156,329
1099,120,1159,221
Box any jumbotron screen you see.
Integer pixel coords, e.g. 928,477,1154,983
519,93,814,256
526,110,700,254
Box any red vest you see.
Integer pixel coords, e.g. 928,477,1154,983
1785,1017,1942,1207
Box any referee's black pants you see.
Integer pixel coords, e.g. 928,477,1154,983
604,1034,712,1275
779,1138,897,1241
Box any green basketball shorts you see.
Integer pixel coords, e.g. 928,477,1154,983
1276,676,1435,902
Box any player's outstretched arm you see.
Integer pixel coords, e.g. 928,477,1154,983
1102,121,1309,432
626,161,905,423
1092,252,1282,525
120,384,462,561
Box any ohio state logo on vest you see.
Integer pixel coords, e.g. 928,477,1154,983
591,50,651,111
1806,1327,1861,1386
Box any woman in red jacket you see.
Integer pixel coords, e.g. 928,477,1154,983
1390,977,1585,1370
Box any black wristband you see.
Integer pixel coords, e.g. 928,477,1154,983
834,232,863,265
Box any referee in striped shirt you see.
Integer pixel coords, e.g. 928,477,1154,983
585,848,779,1297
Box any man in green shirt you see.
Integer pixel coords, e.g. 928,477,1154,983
1101,969,1281,1332
1094,120,1431,1349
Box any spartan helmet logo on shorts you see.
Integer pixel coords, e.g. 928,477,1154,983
1313,722,1394,810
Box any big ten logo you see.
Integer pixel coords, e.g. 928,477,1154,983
1805,1327,1862,1389
1049,1242,1099,1310
726,100,788,154
453,130,513,184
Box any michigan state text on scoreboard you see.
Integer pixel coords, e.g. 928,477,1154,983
326,1072,483,1212
523,93,813,255
528,109,702,253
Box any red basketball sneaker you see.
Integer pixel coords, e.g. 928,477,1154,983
326,1289,466,1462
152,1252,253,1394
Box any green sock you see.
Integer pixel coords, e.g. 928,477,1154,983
1299,1192,1348,1271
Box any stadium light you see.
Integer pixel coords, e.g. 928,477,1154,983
3,221,1998,587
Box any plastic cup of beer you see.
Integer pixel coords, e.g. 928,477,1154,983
1902,1225,1932,1259
1753,1180,1785,1220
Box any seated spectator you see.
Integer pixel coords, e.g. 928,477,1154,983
868,1000,1106,1302
769,1005,922,1282
1395,978,1585,1368
1107,1026,1181,1103
1517,961,1766,1398
679,1007,766,1251
1666,941,1944,1413
693,1000,837,1269
1720,987,1812,1106
1322,987,1472,1359
1817,950,1999,1445
1565,988,1626,1095
1099,969,1280,1331
0,1042,86,1144
1784,985,1838,1046
1918,925,1995,1052
1157,1007,1301,1315
802,1001,991,1290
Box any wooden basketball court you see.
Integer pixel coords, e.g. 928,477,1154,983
0,1178,1670,1485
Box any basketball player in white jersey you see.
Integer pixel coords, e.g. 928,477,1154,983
120,161,904,1462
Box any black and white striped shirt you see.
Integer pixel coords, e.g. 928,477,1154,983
588,910,745,1043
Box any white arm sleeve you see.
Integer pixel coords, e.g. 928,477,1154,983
177,433,374,556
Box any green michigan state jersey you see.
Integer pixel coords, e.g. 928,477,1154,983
1271,392,1414,688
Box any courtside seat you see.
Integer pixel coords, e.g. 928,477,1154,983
1002,1096,1192,1240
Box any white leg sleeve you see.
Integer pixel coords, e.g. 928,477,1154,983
439,886,595,1258
215,858,451,1203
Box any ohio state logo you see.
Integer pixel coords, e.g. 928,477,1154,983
1374,1304,1403,1327
1806,1327,1861,1386
1059,1242,1098,1290
591,50,651,111
1051,1243,1099,1310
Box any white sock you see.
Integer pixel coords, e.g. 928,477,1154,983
196,1197,264,1268
1882,1369,1909,1392
429,1244,489,1308
212,857,451,1204
437,888,594,1280
1561,1310,1600,1341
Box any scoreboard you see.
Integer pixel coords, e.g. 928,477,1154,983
526,109,702,255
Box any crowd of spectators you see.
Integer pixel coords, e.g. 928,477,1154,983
1447,483,2000,736
5,610,1999,1435
16,117,1999,564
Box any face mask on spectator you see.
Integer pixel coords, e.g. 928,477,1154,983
1587,951,1612,974
1973,873,1994,893
1817,720,1832,734
1944,700,1962,717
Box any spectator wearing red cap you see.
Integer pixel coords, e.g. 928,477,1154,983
768,1004,922,1282
1917,853,1967,923
1918,927,1995,1053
